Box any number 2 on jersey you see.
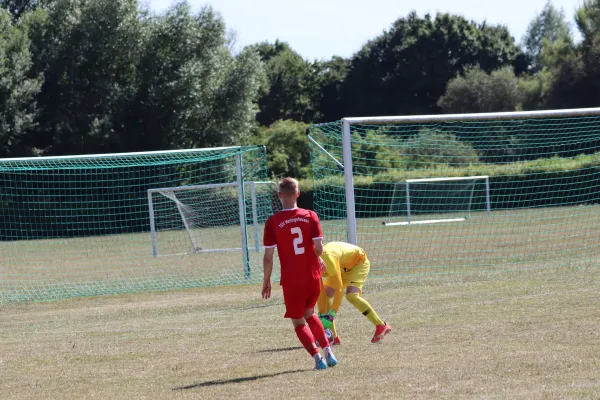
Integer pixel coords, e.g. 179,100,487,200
290,227,305,255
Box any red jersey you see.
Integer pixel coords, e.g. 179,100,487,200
263,208,323,286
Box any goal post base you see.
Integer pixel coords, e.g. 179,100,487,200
158,246,271,257
382,217,466,227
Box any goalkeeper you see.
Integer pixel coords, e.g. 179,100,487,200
317,242,391,344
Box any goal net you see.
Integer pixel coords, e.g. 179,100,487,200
384,176,490,226
308,108,600,283
148,181,280,256
0,146,277,304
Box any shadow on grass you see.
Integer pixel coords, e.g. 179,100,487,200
237,303,284,311
173,369,307,390
222,300,285,312
256,346,304,353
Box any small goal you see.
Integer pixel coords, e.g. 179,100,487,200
383,176,491,227
148,181,279,257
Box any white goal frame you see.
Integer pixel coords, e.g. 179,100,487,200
337,107,600,245
383,176,491,227
147,180,276,257
146,153,276,279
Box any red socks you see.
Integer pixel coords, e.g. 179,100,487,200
294,324,318,356
294,314,330,356
306,314,329,348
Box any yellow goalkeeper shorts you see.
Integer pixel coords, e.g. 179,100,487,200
323,258,370,293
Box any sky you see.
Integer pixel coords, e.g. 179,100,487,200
148,0,585,60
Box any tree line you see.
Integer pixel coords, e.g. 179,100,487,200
1,0,600,179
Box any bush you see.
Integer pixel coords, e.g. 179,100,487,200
402,129,480,169
252,120,311,179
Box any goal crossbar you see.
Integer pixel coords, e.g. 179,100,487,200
148,181,273,194
406,176,489,183
342,107,600,125
0,145,244,163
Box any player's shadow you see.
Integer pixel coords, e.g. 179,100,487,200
172,369,307,390
256,346,303,353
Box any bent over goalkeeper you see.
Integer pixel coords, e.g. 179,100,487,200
317,242,391,344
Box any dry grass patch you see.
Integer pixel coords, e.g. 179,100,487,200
0,267,599,399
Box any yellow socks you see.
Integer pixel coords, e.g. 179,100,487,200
329,319,338,338
346,292,384,326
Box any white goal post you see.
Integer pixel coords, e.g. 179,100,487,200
147,181,277,258
338,107,600,244
383,176,491,227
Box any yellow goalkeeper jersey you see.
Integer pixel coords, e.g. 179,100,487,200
321,242,367,290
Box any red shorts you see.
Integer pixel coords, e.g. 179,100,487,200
282,278,321,319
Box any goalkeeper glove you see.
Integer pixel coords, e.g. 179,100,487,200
318,310,337,329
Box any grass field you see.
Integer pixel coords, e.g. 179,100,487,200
1,266,599,399
2,204,600,303
1,202,599,398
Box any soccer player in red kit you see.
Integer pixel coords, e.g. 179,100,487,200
262,177,338,370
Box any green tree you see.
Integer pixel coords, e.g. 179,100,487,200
0,0,49,20
541,40,588,108
438,67,536,161
575,0,600,48
253,41,314,126
574,1,600,106
0,8,42,157
522,1,571,73
438,66,522,113
351,131,407,175
342,12,523,117
125,2,263,150
252,119,310,178
251,39,291,63
538,1,599,109
518,69,554,110
25,0,144,154
311,56,348,122
22,0,263,154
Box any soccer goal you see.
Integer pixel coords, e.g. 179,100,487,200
148,181,279,257
0,146,275,304
384,176,491,226
307,107,600,282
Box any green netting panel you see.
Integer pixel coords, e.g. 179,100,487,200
308,111,600,285
0,146,280,303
